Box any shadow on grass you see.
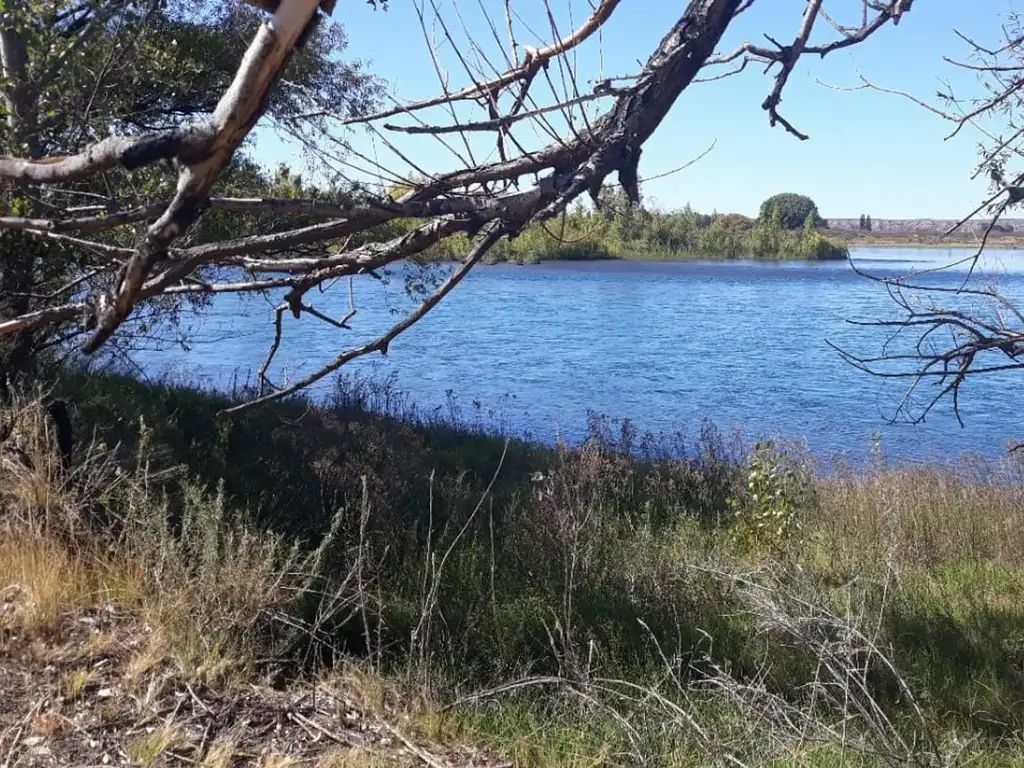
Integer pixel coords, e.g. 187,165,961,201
45,367,1024,746
884,573,1024,735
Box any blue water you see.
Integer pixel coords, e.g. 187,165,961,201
127,247,1024,463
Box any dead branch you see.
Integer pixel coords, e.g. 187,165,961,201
340,0,623,126
81,0,327,354
0,125,216,184
381,85,627,135
220,223,505,414
0,0,913,408
829,7,1024,426
702,0,912,137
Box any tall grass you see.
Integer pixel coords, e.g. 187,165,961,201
0,391,374,686
3,370,1024,765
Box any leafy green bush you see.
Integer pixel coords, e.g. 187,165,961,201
800,228,848,260
727,438,809,550
416,188,843,263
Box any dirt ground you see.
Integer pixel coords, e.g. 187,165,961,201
0,602,508,768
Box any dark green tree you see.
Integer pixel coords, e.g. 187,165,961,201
758,193,822,230
859,214,866,230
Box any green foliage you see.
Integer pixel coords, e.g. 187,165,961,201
0,0,381,381
4,370,1024,763
758,192,823,230
715,212,756,232
727,439,808,550
20,1,380,150
27,369,1024,765
124,476,314,678
418,188,847,264
800,228,849,260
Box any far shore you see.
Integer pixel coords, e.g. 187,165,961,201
443,229,1024,266
836,231,1024,250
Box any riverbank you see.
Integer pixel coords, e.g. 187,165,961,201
485,225,849,263
3,370,1024,765
423,207,849,263
481,233,1021,263
489,231,1023,262
836,229,1024,249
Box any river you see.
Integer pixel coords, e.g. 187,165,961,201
127,247,1024,463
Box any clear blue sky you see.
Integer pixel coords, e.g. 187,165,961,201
259,0,1014,220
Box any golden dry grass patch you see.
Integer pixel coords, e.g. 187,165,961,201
0,530,99,636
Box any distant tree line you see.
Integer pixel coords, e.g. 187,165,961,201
421,190,848,263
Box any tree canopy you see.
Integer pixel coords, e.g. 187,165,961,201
0,0,380,383
758,193,823,231
421,194,846,264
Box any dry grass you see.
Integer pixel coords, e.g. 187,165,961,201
6,377,1024,766
0,531,104,637
0,394,508,766
314,748,418,767
126,723,189,766
2,399,358,686
0,594,499,766
199,739,239,767
813,461,1024,570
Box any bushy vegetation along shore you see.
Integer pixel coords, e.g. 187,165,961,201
421,190,849,264
3,370,1024,765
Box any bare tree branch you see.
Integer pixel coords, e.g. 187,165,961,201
340,0,623,126
0,303,88,336
829,5,1024,427
0,0,914,408
82,0,328,353
220,223,505,414
702,0,911,137
381,84,627,135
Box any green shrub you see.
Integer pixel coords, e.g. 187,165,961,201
714,212,756,232
727,438,809,550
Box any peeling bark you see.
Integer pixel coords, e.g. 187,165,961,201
83,0,326,352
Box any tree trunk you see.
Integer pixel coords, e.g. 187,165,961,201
0,9,44,396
